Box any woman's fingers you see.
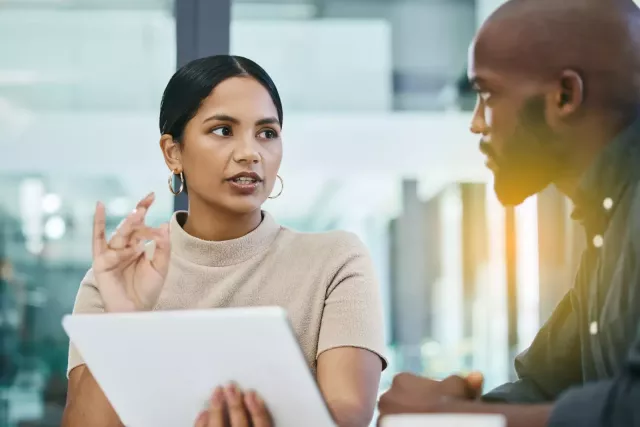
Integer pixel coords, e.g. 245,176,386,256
92,202,107,258
245,390,272,427
135,192,155,210
95,225,157,271
225,383,250,427
194,411,208,427
197,385,270,427
108,208,146,250
93,193,154,258
106,192,156,250
99,246,140,269
130,226,160,247
194,410,209,427
206,387,226,427
149,223,171,276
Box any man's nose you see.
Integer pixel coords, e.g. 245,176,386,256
470,100,489,135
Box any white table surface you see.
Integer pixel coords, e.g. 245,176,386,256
381,414,506,427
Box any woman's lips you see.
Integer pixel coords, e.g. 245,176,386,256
227,179,261,195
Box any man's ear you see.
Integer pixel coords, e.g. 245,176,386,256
546,69,584,125
159,134,182,173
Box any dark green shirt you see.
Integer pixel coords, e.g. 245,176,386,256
483,119,640,426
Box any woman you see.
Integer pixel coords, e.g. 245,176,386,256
61,55,386,427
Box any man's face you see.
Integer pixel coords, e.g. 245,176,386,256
467,41,565,206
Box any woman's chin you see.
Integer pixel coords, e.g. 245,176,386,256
222,197,266,215
196,191,266,215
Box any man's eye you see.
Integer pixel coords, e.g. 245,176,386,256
212,126,232,136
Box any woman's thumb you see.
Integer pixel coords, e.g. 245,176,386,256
150,223,171,274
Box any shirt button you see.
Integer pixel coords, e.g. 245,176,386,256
590,321,598,335
603,197,613,210
592,234,604,248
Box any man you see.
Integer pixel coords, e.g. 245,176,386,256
378,0,640,426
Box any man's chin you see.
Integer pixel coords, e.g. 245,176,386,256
494,188,530,207
493,176,545,207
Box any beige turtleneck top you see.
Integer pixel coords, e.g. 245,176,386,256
68,211,387,375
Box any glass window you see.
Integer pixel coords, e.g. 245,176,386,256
0,2,175,425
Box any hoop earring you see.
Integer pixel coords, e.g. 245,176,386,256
168,170,184,195
268,175,283,199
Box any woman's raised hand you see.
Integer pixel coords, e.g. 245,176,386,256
92,192,171,312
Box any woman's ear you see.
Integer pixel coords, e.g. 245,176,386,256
160,134,183,172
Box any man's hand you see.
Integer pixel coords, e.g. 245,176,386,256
466,372,484,396
378,372,553,427
378,372,484,417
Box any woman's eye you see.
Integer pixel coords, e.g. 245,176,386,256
212,126,232,137
258,129,278,139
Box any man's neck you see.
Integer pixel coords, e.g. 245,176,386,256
553,114,632,202
553,147,603,203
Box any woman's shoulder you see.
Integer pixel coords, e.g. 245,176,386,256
274,228,375,284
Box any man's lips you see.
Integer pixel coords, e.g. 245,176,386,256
479,139,498,171
484,156,498,172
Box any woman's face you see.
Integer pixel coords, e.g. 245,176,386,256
162,76,283,215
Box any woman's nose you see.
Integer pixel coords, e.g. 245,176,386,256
233,137,260,164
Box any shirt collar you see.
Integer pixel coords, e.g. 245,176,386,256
571,116,640,228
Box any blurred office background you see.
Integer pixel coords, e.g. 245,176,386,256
0,0,587,425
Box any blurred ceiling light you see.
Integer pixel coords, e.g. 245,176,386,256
232,3,316,20
42,193,62,214
44,215,66,240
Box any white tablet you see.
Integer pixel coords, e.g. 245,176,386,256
62,307,336,427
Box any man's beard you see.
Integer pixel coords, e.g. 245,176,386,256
481,97,565,206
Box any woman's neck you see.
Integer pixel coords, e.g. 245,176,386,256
182,200,263,242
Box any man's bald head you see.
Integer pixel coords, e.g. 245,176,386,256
469,0,640,207
473,0,640,111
